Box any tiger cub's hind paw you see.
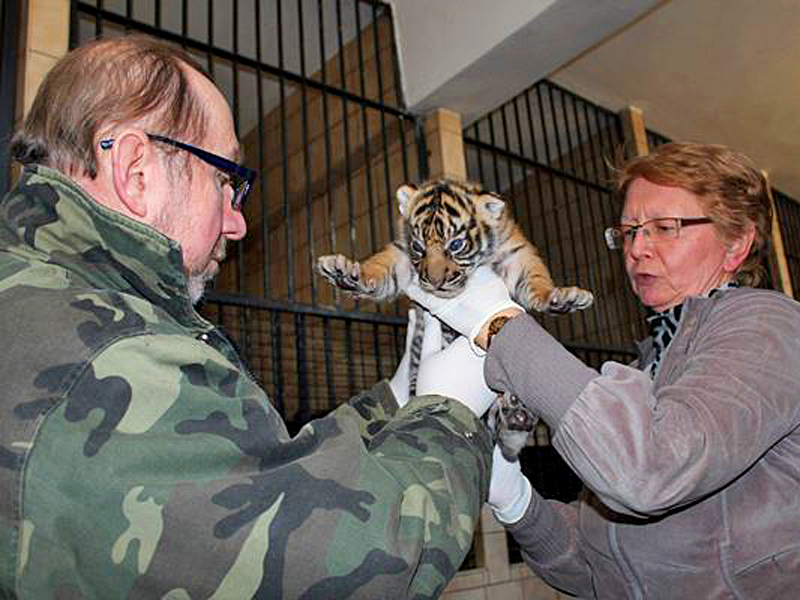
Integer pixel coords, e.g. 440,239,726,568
487,393,537,460
545,286,594,314
316,254,378,298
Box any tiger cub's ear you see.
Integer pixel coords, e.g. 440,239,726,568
396,183,419,217
476,192,507,224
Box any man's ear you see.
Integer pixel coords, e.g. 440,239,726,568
724,224,756,273
110,130,153,218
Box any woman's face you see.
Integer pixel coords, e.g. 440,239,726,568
622,177,747,312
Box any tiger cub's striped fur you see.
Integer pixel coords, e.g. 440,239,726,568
317,178,593,313
317,178,594,457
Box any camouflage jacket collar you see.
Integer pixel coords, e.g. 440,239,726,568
1,164,208,329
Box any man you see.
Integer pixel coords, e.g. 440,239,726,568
0,35,496,598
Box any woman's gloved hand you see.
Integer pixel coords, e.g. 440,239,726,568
488,444,535,524
405,265,522,355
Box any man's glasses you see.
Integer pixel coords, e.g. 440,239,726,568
605,217,714,250
99,133,257,211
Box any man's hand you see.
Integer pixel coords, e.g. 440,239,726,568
389,309,443,406
406,266,522,354
415,333,498,418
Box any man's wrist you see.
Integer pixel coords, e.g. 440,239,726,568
474,308,524,351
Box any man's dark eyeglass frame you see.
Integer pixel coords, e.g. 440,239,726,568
99,133,257,211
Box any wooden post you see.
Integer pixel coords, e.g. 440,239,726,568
423,108,467,180
619,105,649,158
769,191,794,298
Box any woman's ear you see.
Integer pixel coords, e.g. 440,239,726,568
723,224,756,273
109,130,152,218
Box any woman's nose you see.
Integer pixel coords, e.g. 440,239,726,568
626,226,651,257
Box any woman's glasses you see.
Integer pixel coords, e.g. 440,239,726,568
605,217,713,250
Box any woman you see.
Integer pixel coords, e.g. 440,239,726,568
408,142,800,599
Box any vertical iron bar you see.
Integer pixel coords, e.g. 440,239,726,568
355,3,378,256
588,103,626,346
524,87,555,269
181,0,188,43
486,111,501,193
372,2,395,242
277,0,295,302
271,311,286,418
415,117,429,180
499,103,519,221
511,96,536,257
336,0,358,290
206,0,214,76
547,85,578,341
232,0,244,295
386,2,403,108
345,320,356,398
323,317,337,409
536,83,570,340
398,115,410,182
295,313,310,422
228,0,249,359
558,93,590,339
254,0,271,298
571,96,611,342
70,0,80,48
472,122,486,184
318,0,337,299
125,0,133,30
0,0,20,197
297,0,317,305
372,322,383,380
95,0,104,37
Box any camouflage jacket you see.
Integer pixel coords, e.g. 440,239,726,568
0,166,492,599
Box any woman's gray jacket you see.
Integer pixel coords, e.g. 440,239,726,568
485,287,800,599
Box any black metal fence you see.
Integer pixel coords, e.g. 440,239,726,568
464,79,646,362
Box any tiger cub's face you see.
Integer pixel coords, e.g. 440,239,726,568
397,179,507,298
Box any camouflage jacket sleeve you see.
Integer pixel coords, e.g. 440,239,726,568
19,333,492,599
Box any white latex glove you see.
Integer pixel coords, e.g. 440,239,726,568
488,444,534,524
405,265,522,355
415,331,497,418
389,310,444,407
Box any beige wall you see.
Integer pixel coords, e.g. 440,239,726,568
18,0,70,120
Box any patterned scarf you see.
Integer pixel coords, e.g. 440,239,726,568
645,281,739,379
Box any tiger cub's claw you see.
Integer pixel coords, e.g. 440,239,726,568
546,286,594,314
317,254,379,297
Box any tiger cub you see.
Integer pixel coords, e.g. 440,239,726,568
317,178,594,457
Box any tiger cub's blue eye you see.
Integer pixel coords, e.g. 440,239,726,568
411,239,425,254
447,238,464,253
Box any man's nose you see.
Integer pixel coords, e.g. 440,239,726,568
224,204,247,240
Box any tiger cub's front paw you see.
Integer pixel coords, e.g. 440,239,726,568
545,286,594,314
316,254,378,297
